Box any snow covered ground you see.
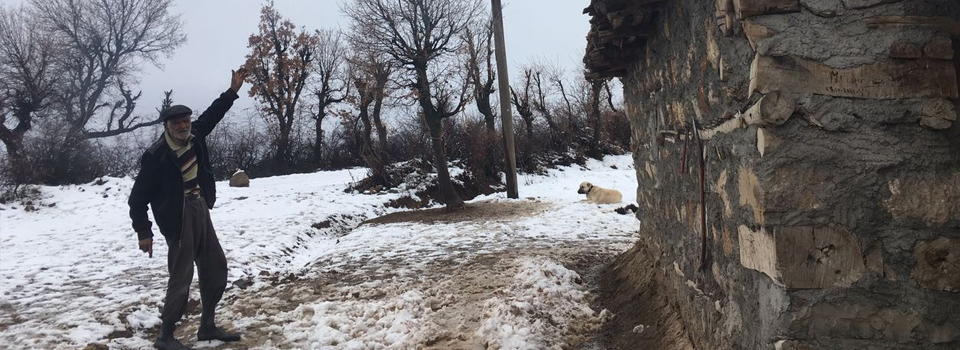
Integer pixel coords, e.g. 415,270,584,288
0,154,640,350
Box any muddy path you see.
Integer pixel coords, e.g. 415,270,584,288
47,200,639,350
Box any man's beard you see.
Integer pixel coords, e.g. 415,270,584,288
171,129,191,140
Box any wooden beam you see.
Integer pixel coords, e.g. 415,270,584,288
865,16,960,37
749,54,959,100
742,20,777,51
733,0,800,19
742,91,796,126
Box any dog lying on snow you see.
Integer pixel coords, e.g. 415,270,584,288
577,181,623,204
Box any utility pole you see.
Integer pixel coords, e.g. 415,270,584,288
492,0,519,198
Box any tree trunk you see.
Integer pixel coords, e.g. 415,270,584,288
556,79,577,130
0,134,28,183
373,116,388,152
359,111,387,187
524,116,534,141
589,80,604,158
371,89,389,159
478,94,496,131
413,61,464,210
277,125,291,173
357,85,390,187
427,118,464,210
0,110,33,183
0,130,25,164
314,112,325,166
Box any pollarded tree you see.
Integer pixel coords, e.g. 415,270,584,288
463,18,497,131
0,5,58,182
244,2,318,173
347,52,393,187
344,0,482,210
510,67,535,142
29,0,186,139
309,28,347,165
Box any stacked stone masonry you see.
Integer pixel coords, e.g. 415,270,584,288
585,0,960,349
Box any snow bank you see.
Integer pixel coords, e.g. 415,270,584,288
476,257,599,350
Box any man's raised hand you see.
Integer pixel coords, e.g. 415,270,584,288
230,66,249,94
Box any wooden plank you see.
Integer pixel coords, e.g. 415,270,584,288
733,0,800,19
742,20,776,51
865,16,960,36
749,54,959,100
774,226,865,289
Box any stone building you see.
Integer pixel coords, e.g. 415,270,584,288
584,0,960,349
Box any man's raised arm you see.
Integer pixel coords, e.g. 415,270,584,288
192,66,249,137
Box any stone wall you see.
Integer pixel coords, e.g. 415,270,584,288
584,0,960,349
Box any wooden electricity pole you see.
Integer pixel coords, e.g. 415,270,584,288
491,0,519,198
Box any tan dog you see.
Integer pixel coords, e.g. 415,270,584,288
578,181,622,204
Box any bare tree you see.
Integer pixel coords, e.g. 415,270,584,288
344,0,482,210
244,2,317,173
510,67,535,141
0,5,57,180
552,70,577,131
530,68,559,134
29,0,186,139
349,54,393,186
604,80,619,113
463,19,497,131
588,79,604,158
310,28,347,165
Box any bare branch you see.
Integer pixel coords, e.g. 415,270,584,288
27,0,185,138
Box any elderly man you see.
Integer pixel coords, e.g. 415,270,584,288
128,66,248,350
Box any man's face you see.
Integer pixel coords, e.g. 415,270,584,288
164,115,192,141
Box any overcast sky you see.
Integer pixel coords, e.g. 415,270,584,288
61,0,592,118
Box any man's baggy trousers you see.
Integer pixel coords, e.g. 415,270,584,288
160,195,228,326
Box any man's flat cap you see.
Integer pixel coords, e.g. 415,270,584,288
159,105,193,122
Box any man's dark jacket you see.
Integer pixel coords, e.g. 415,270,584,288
128,89,239,242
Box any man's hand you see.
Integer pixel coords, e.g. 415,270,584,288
139,238,153,258
230,65,249,94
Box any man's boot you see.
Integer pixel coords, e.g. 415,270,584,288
197,312,241,342
155,322,192,350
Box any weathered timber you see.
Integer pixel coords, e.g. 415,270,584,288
757,127,780,157
913,237,960,293
865,16,960,36
890,39,923,59
742,91,796,126
716,0,737,36
733,0,800,19
923,35,954,60
919,98,957,130
775,226,865,289
583,0,663,78
742,20,777,51
749,54,959,99
739,225,866,289
699,92,795,140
